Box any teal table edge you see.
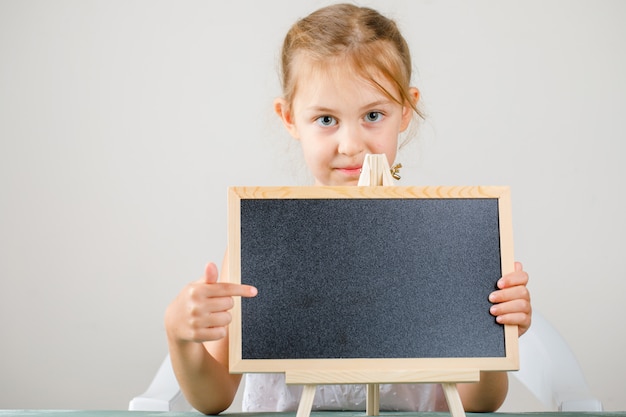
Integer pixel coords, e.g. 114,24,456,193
1,411,623,417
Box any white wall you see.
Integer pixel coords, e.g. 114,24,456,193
1,0,624,411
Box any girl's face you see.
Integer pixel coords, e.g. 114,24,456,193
275,61,417,186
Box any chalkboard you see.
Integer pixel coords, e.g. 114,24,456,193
228,186,518,375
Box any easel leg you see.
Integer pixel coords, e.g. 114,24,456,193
296,385,317,417
366,383,380,416
442,383,467,417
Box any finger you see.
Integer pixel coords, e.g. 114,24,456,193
204,262,219,285
208,282,258,298
493,311,532,336
497,268,529,289
496,313,526,327
202,294,235,314
190,309,232,329
489,289,531,327
494,311,527,324
188,325,227,343
205,310,233,328
202,263,257,297
186,307,233,342
489,285,530,304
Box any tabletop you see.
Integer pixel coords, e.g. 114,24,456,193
2,411,624,417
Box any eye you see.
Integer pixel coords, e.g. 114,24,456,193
316,115,337,127
365,111,383,123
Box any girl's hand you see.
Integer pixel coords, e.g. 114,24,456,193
488,261,531,336
165,262,258,344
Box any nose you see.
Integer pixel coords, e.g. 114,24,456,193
337,124,365,156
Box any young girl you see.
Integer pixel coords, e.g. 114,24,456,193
165,3,531,414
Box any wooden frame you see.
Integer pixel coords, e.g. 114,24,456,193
227,185,518,377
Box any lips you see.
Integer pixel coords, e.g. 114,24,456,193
337,166,362,176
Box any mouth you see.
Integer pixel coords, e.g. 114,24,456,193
336,166,362,177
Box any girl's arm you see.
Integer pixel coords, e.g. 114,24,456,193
457,261,531,412
165,254,256,414
167,334,241,414
457,371,508,412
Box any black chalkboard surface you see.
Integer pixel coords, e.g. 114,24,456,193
228,186,518,375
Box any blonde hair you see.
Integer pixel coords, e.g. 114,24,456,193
278,3,422,120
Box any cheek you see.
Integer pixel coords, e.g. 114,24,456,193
301,132,332,156
373,133,399,160
384,147,398,167
300,139,328,169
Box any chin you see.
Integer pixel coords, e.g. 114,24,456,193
333,180,359,187
318,173,360,186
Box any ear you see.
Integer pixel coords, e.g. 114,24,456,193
400,87,420,132
274,97,299,139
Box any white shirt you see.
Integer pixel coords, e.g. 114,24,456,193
242,373,448,412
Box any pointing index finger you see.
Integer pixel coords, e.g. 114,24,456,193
210,282,258,298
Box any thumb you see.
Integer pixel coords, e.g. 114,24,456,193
514,261,523,272
204,262,219,285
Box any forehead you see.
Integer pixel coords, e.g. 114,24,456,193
290,54,402,105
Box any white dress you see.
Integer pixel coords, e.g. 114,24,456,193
242,373,448,412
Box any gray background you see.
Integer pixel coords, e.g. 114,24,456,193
1,0,624,411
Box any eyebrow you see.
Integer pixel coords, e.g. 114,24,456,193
306,99,395,114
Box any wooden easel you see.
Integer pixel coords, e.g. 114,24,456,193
287,154,479,417
357,153,396,186
288,369,479,417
